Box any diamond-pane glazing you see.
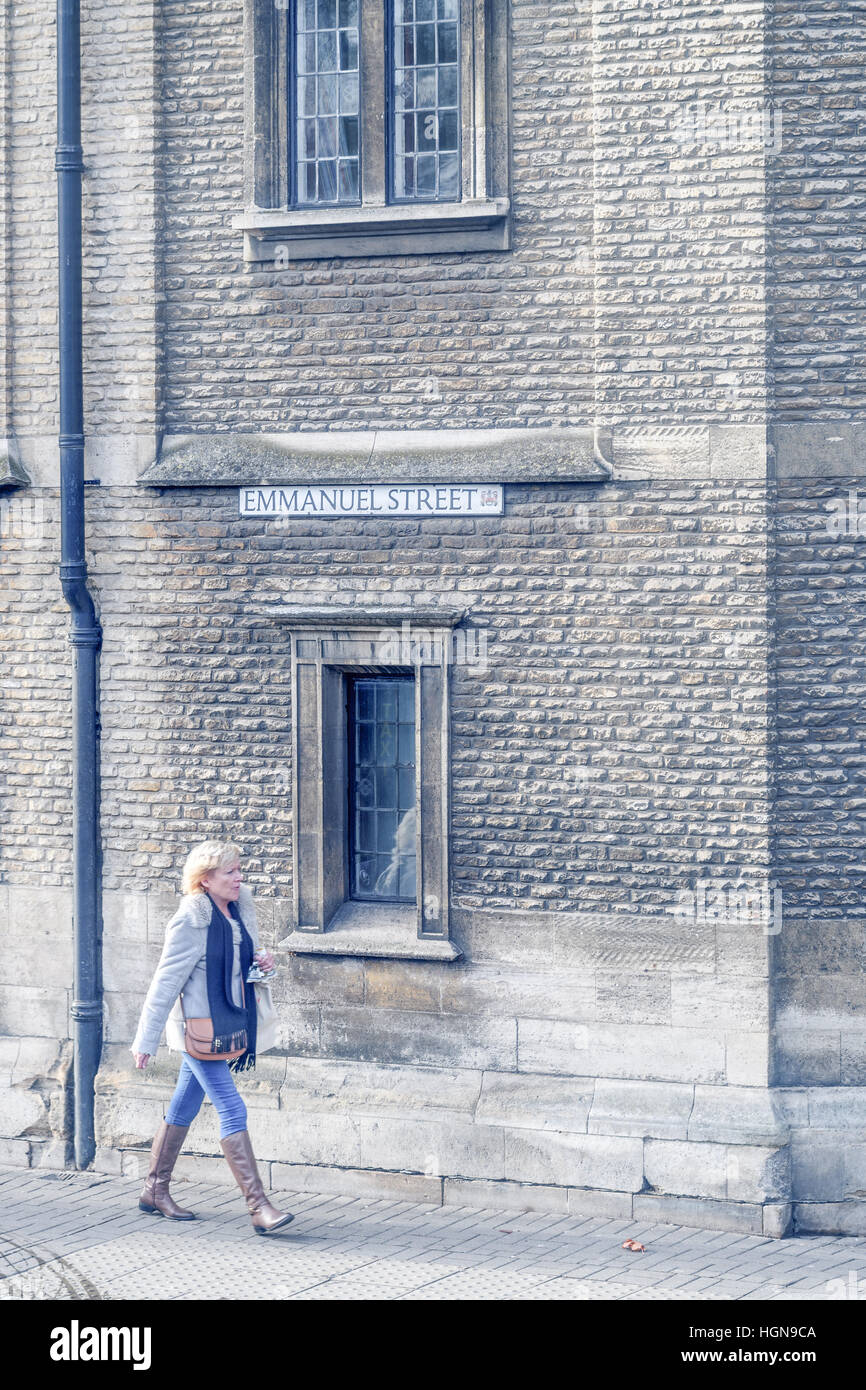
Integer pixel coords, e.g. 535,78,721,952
392,0,460,201
350,678,416,902
296,0,360,205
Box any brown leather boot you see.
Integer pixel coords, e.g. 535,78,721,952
138,1121,196,1220
220,1129,294,1236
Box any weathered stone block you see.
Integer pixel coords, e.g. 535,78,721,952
0,944,72,990
146,892,181,943
714,926,771,979
595,971,671,1025
776,918,866,977
807,1087,866,1131
775,1028,841,1085
0,1137,31,1167
791,1134,844,1202
12,1037,68,1086
633,1192,764,1235
517,1020,725,1084
794,1201,866,1237
672,976,769,1031
688,1085,788,1145
359,1116,507,1181
92,1146,123,1175
168,1153,241,1186
645,1139,728,1200
95,1092,166,1149
440,963,596,1022
503,1130,644,1192
0,1086,47,1138
102,990,149,1046
841,1033,866,1085
558,911,715,976
589,1078,693,1139
762,1203,792,1239
274,1162,442,1205
0,985,68,1039
566,1186,634,1220
258,1110,362,1167
7,887,71,937
33,1139,75,1170
0,1037,19,1079
321,1006,516,1071
776,972,866,1023
726,1145,790,1204
772,1088,809,1128
279,1056,482,1121
475,1071,593,1134
101,890,150,943
272,1005,322,1057
444,1176,568,1214
283,954,365,1005
103,938,156,993
453,909,555,969
726,1031,771,1086
364,959,441,1012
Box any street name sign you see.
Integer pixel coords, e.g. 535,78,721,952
239,484,504,518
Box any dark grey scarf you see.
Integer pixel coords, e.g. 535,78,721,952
203,893,258,1072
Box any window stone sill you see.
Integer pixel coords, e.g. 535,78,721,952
233,199,511,262
278,901,462,962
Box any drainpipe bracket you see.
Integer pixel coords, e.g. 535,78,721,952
54,144,84,173
71,1000,103,1021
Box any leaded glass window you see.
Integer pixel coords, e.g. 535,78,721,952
295,0,361,205
391,0,460,202
349,677,417,902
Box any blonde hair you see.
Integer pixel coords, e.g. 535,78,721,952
181,840,242,897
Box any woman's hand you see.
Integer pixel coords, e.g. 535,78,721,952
256,950,275,972
134,1053,150,1070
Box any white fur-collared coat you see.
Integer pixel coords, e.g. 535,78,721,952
130,884,260,1058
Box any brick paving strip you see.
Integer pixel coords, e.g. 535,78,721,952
0,1166,864,1301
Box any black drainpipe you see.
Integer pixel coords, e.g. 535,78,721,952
56,0,103,1170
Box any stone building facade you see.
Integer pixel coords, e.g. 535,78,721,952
1,0,865,1236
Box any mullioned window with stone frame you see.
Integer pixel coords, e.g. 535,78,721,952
235,0,511,261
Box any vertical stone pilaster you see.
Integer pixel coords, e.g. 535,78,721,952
591,0,773,437
79,0,161,481
0,0,15,467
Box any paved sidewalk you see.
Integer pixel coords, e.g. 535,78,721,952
0,1165,863,1301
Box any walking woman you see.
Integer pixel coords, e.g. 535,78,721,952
130,840,294,1235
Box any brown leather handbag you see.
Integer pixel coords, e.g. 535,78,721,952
180,986,248,1062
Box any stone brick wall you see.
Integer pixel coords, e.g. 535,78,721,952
592,0,770,426
6,0,58,441
773,477,866,1089
67,478,771,909
770,1,866,419
157,0,599,431
4,0,866,1233
0,0,12,445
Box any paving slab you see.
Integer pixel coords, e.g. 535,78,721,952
1,1164,866,1300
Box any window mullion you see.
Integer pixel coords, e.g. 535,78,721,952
360,0,386,205
459,0,477,200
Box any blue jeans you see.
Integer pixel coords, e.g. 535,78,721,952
164,1054,248,1138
